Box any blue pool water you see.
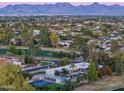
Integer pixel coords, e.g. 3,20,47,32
30,80,54,87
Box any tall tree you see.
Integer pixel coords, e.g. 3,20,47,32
110,40,120,53
71,34,89,61
8,45,17,55
39,28,51,47
87,61,98,81
72,34,88,51
114,51,124,76
63,79,75,91
0,63,35,91
27,39,37,63
50,32,59,47
60,58,70,66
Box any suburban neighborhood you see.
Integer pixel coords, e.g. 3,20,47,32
0,2,124,91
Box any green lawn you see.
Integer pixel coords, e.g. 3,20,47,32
36,83,63,91
0,48,70,58
40,61,52,66
47,83,63,91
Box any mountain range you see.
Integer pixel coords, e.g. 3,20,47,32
0,2,124,15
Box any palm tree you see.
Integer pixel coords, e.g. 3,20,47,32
18,49,25,64
110,40,120,53
63,79,75,91
75,76,82,86
70,64,77,73
70,50,75,60
61,68,69,75
114,51,124,75
87,40,98,63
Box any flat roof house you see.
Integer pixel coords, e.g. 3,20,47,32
45,62,103,83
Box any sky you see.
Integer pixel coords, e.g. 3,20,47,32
0,2,124,8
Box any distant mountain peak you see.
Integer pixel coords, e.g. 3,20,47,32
55,2,73,7
56,2,70,5
0,3,124,15
112,4,121,7
91,2,100,6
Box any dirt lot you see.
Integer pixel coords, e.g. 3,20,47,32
74,75,124,91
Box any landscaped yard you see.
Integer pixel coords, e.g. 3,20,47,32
0,47,73,58
35,82,63,91
74,75,124,91
40,61,52,66
46,83,63,91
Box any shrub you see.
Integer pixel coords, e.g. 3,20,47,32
100,66,112,76
55,70,61,76
61,68,69,75
22,72,32,79
60,58,70,66
87,62,98,81
50,64,57,68
105,66,112,75
101,67,108,76
24,56,33,64
98,68,104,78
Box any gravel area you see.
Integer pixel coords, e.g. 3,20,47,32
74,75,124,91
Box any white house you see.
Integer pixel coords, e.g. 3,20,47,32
58,40,73,47
45,62,103,83
46,62,95,77
33,30,40,36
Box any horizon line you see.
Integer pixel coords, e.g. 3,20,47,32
0,2,124,8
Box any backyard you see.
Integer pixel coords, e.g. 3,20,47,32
74,74,124,91
31,80,63,91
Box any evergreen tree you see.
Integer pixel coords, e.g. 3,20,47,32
50,32,59,47
0,63,35,91
8,45,17,55
87,61,98,81
114,51,124,76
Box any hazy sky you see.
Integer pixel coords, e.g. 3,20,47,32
0,2,124,8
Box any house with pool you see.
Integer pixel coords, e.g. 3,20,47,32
45,62,103,83
28,62,103,88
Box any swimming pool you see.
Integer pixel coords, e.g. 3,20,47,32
30,80,54,87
